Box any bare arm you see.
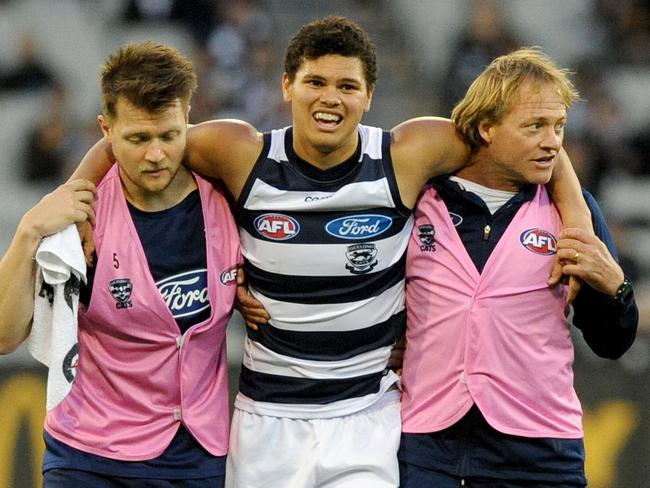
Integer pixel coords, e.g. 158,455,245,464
547,149,592,231
546,149,592,302
0,180,95,353
390,117,470,208
68,137,115,185
186,119,263,200
68,119,262,202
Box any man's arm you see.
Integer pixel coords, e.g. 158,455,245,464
0,180,95,354
545,149,593,302
67,137,115,185
546,149,592,230
69,119,262,201
186,119,263,200
390,117,470,209
557,193,638,358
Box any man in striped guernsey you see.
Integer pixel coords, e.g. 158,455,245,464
72,16,591,488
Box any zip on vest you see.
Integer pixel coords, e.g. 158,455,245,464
482,224,491,240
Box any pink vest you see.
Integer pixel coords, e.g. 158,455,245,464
401,185,583,439
45,165,241,460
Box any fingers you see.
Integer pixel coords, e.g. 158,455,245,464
236,268,246,286
235,278,270,331
67,178,97,194
566,276,582,304
547,258,564,286
244,321,259,331
239,305,269,323
76,221,96,267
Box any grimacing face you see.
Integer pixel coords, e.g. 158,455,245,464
478,81,567,191
98,97,189,207
282,54,373,168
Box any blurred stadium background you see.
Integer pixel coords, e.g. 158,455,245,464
0,0,648,486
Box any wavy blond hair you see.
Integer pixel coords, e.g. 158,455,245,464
451,47,579,150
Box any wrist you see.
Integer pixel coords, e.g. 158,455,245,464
15,217,44,254
610,277,634,308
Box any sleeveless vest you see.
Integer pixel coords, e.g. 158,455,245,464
45,165,241,459
401,185,583,438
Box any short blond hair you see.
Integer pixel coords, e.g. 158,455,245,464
451,47,579,150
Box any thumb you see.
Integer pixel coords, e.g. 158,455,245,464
548,257,564,286
566,276,582,305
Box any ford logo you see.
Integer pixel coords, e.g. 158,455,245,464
157,270,210,318
325,214,393,240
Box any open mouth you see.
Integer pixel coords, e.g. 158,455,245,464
533,155,555,166
313,111,342,128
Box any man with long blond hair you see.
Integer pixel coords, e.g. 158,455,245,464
398,47,638,487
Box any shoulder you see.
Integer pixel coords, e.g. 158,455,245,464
185,119,264,193
189,119,263,148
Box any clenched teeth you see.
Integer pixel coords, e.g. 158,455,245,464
314,112,341,123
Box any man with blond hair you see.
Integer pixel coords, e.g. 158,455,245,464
399,47,638,488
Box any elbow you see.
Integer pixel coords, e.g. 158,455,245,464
0,329,28,355
0,339,22,355
589,334,637,360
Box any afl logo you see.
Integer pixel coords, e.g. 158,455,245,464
325,214,392,240
520,228,557,255
254,213,300,240
220,267,238,286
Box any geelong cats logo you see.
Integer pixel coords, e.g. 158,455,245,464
109,278,133,309
345,244,379,274
418,224,436,252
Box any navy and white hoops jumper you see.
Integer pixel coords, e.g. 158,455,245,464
235,124,413,418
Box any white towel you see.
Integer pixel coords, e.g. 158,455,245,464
28,224,87,410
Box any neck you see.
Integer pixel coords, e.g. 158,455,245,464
455,152,521,192
291,130,360,171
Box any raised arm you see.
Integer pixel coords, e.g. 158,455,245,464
545,149,593,302
0,180,95,354
546,149,592,231
68,137,115,185
390,117,470,209
186,119,263,200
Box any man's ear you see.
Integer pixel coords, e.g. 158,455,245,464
364,85,374,112
478,120,494,145
97,114,111,140
281,72,292,102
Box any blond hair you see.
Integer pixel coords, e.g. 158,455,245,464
451,47,579,150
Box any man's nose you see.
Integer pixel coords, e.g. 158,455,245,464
145,140,164,162
320,85,341,106
541,128,562,150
